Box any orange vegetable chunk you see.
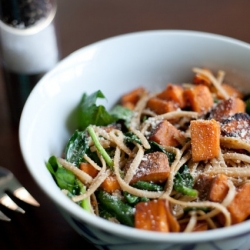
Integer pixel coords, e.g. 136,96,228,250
190,119,220,162
215,83,243,100
80,162,99,178
149,120,186,147
209,174,229,202
128,151,170,184
135,199,180,232
184,85,213,114
192,221,209,232
227,183,250,224
181,221,208,232
157,84,186,108
100,175,121,193
146,97,178,114
121,87,146,110
193,68,213,87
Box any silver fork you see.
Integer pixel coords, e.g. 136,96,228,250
0,166,40,221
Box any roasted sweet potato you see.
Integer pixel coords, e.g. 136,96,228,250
121,87,146,110
209,174,229,203
180,220,209,232
193,69,212,87
125,151,170,184
190,119,220,162
184,85,213,114
220,113,250,141
157,84,186,108
100,175,121,193
80,162,99,178
213,83,244,100
209,97,245,122
227,183,250,224
149,120,186,147
146,97,179,114
135,199,180,232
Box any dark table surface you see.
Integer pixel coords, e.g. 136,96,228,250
1,1,250,249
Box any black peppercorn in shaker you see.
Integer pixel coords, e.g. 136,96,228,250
0,0,60,125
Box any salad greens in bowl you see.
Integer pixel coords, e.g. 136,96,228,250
19,30,250,250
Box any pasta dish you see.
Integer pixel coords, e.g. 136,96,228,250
46,67,250,232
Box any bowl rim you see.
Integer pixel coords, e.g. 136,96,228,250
19,29,250,243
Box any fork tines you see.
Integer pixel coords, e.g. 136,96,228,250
0,166,40,221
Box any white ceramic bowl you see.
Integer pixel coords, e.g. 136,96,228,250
19,30,250,250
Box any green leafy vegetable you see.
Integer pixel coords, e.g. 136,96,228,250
110,105,134,128
87,126,114,167
184,207,210,213
132,180,164,192
124,131,142,145
123,191,149,205
173,165,198,197
46,156,79,194
77,90,117,130
76,179,92,212
96,190,134,227
64,130,89,166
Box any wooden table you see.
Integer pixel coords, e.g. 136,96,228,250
1,1,250,249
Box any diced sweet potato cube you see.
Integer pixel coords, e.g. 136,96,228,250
209,97,246,122
166,205,181,232
220,113,250,141
214,83,244,100
122,102,135,110
135,199,179,232
128,152,170,184
100,175,121,193
180,221,209,232
121,87,146,110
157,84,186,108
227,183,250,224
146,97,178,115
193,221,209,232
80,163,99,178
209,174,229,202
184,85,213,114
190,119,220,162
149,120,186,147
193,68,213,87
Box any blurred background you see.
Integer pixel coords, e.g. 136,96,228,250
1,1,250,249
57,1,250,58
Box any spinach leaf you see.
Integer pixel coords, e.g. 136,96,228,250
132,180,164,192
123,191,149,205
184,207,210,213
46,156,79,194
110,105,134,128
124,131,142,145
77,90,117,130
96,190,135,227
173,165,198,197
65,130,89,166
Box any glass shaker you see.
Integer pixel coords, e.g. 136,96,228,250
0,0,60,125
